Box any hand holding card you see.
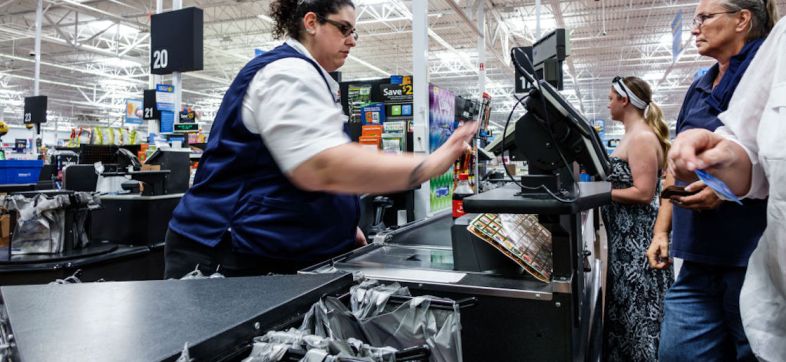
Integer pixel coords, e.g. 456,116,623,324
694,169,743,205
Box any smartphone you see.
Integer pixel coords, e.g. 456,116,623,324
661,185,699,199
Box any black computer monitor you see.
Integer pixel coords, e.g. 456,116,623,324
483,119,524,160
515,61,610,181
532,29,568,90
145,149,190,194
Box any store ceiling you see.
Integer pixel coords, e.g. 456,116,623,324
0,0,781,136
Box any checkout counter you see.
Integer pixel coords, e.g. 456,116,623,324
0,61,612,360
302,183,607,361
84,148,190,246
0,148,191,285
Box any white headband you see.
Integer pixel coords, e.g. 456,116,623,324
613,80,648,110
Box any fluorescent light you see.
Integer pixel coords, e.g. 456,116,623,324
85,20,139,37
97,58,142,69
256,14,274,23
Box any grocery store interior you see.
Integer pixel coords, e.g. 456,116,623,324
0,0,783,360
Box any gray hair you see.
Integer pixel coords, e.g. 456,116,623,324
718,0,780,39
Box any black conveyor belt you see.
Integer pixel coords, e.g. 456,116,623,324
1,273,353,361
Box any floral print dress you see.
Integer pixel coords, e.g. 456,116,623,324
601,157,674,361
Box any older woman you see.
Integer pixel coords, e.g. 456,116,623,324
164,0,477,278
645,0,779,360
667,18,786,362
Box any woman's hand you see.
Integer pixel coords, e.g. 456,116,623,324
646,232,671,269
429,121,479,173
409,121,479,188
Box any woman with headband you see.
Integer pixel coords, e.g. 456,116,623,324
647,0,779,360
601,76,673,361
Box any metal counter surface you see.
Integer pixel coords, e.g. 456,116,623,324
383,211,453,247
463,182,611,214
99,192,184,200
1,273,353,361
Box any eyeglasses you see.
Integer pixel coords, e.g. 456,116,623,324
612,76,630,99
318,16,358,41
691,10,740,28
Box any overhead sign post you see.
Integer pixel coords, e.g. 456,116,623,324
150,6,203,139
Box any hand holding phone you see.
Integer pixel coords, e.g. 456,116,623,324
660,185,699,199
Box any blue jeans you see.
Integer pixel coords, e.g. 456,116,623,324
659,261,755,361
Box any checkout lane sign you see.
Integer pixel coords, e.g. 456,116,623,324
156,84,175,111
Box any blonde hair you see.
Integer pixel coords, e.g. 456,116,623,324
619,76,671,168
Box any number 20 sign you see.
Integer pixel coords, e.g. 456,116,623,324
150,7,203,75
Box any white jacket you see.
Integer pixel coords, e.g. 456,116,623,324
716,17,786,362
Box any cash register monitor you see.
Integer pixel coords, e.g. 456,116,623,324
483,117,524,160
515,68,610,180
145,149,190,193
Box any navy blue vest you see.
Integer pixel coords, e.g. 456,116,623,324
169,43,359,262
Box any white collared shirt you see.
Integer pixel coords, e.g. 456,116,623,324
715,17,786,362
241,38,349,173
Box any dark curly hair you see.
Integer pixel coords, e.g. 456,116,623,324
270,0,356,41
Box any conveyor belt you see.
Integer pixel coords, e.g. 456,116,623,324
1,273,352,361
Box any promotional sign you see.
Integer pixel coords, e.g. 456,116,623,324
156,84,176,133
125,99,143,125
428,84,456,212
360,103,385,125
379,84,413,103
160,111,175,134
23,95,47,124
150,7,204,74
156,84,175,111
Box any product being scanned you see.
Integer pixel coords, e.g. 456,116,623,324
467,213,552,282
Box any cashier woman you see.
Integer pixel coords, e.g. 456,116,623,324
164,0,477,278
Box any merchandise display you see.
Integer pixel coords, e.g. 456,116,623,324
428,85,456,212
467,213,553,282
360,103,386,125
347,84,372,124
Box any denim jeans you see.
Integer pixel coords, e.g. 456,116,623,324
659,261,755,361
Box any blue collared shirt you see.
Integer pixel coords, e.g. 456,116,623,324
672,41,768,267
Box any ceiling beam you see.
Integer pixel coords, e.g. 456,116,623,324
443,0,484,38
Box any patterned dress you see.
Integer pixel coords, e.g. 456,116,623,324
601,157,674,361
